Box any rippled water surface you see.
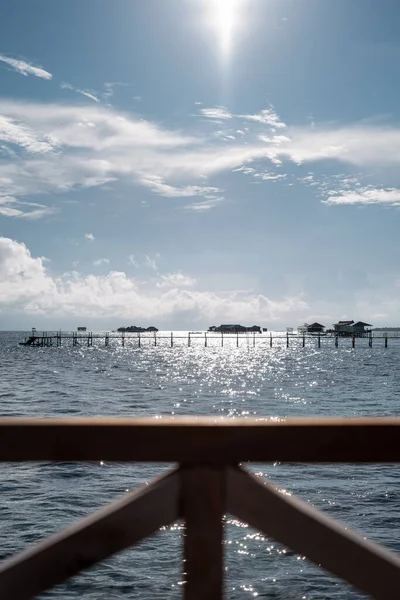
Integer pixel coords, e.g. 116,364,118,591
1,331,400,599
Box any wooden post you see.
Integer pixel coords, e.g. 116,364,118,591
154,333,157,347
335,334,339,348
270,333,272,348
182,467,224,600
352,335,355,349
253,332,255,347
122,333,125,347
205,332,207,348
188,332,191,348
369,332,372,348
138,334,141,348
286,332,289,348
302,334,305,348
318,334,321,348
221,332,223,348
385,335,388,348
105,333,109,347
236,332,239,348
87,333,91,347
171,332,173,348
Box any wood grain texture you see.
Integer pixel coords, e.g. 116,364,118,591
182,467,225,600
0,468,180,600
227,466,400,599
0,417,399,462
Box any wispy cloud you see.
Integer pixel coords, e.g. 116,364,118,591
183,195,225,211
238,107,286,129
103,81,130,102
144,255,158,271
93,258,110,266
0,55,52,79
0,205,56,219
138,174,221,198
128,254,139,268
3,99,400,216
156,272,196,288
60,82,100,103
199,107,233,120
85,233,95,241
200,105,286,130
0,115,54,154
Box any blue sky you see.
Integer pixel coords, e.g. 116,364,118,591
1,0,400,330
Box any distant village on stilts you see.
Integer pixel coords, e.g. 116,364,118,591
18,318,400,349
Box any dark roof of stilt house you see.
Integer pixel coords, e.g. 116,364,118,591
308,322,325,328
353,321,372,327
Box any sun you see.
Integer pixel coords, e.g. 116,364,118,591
209,0,243,55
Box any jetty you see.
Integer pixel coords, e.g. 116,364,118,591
0,417,400,598
19,330,397,348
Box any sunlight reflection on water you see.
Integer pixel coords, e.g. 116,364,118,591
1,332,400,598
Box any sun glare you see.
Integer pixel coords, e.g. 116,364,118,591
209,0,243,56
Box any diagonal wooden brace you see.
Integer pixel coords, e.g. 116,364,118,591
0,468,180,600
226,466,400,600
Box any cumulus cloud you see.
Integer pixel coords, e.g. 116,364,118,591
0,55,52,79
85,233,95,241
0,237,308,324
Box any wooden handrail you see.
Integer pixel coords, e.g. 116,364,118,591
0,417,400,462
1,418,400,599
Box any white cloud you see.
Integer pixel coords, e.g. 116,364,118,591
138,174,221,198
103,82,130,102
128,254,139,268
61,82,100,103
93,258,110,266
157,273,196,288
238,107,286,129
3,99,400,216
183,195,224,211
254,172,287,181
144,255,158,271
0,237,308,324
0,203,56,220
85,233,95,241
0,115,54,153
324,186,400,206
0,55,52,80
200,107,233,120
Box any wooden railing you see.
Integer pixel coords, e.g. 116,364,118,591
1,417,400,599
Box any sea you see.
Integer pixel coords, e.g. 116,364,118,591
1,330,400,600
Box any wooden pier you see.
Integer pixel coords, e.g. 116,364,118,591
19,330,396,349
0,417,400,598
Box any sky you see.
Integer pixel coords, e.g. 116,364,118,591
1,0,400,330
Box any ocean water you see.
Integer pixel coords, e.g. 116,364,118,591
1,330,400,599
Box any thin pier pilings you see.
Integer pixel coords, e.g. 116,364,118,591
19,331,393,350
